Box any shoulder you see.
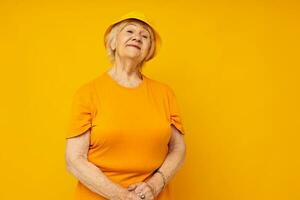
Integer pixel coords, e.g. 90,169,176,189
147,77,177,102
74,80,94,96
72,76,101,102
75,72,107,94
145,75,174,94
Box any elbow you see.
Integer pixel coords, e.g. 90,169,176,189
180,142,186,160
179,135,186,155
179,142,187,166
65,152,81,174
169,141,186,155
65,153,74,173
178,142,187,162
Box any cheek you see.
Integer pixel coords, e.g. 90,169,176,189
143,41,151,52
116,40,126,52
116,34,128,46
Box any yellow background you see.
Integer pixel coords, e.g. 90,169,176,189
0,0,299,199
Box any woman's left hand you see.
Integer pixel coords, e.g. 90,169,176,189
127,182,155,200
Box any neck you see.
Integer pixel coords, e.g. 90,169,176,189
110,56,143,81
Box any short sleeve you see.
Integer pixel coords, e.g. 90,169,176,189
166,86,186,135
66,83,95,139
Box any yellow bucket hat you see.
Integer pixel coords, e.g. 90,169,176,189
104,11,162,61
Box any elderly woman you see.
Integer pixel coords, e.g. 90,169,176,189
65,11,186,200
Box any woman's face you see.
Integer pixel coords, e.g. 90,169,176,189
114,21,151,62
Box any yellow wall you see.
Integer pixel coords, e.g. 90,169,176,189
0,1,299,199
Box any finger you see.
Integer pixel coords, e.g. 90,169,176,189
128,183,140,190
144,182,155,197
128,191,141,200
127,185,137,191
134,182,148,194
128,182,142,191
144,185,154,198
135,183,153,198
136,190,154,200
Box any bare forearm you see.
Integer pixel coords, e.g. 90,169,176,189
67,157,125,199
147,146,186,196
159,146,186,183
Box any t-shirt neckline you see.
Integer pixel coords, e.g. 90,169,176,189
104,70,146,90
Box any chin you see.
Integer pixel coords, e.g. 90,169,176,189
124,53,141,59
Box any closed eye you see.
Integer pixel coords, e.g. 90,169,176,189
126,29,149,39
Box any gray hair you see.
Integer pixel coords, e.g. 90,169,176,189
104,19,157,67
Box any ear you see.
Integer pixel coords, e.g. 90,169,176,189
110,38,116,51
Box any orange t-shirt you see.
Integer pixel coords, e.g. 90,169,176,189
66,70,185,200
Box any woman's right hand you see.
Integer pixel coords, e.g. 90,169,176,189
124,191,142,200
111,189,141,200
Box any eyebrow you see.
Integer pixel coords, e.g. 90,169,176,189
125,23,149,34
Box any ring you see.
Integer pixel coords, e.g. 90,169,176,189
138,192,146,199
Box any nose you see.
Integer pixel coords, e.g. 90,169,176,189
132,34,142,43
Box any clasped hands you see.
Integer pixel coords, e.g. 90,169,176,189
116,180,163,200
111,171,166,200
127,181,156,200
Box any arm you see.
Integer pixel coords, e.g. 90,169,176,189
65,129,128,200
146,125,186,197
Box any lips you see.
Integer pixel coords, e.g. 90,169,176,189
127,44,141,50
